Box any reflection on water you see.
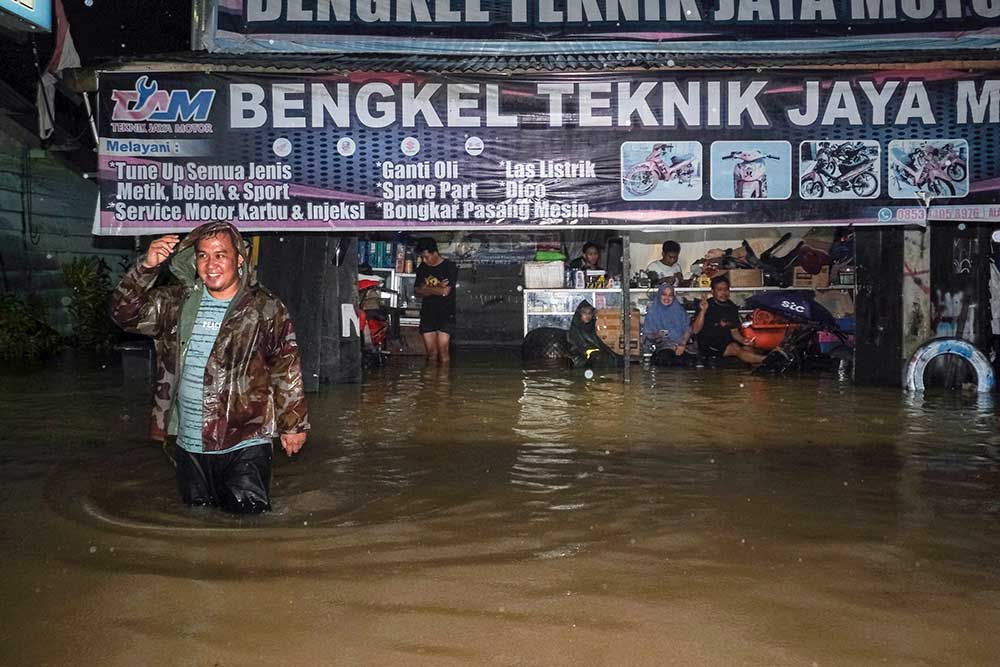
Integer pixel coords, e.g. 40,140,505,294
3,356,1000,665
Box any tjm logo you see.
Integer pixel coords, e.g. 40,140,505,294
111,76,215,122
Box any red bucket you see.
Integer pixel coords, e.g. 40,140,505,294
743,309,799,351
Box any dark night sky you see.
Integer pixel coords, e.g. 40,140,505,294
1,0,192,101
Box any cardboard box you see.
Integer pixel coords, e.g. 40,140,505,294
726,268,763,287
792,266,830,289
524,261,565,288
596,308,642,357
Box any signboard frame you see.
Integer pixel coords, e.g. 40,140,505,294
93,67,1000,235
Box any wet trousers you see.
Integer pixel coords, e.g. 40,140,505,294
175,442,273,514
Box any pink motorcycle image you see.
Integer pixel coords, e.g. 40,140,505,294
891,144,964,198
800,143,879,198
911,142,967,183
622,143,697,197
722,150,781,198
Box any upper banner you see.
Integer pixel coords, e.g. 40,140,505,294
95,68,1000,235
206,0,1000,53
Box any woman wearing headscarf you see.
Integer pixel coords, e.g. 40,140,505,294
642,284,693,365
566,300,621,369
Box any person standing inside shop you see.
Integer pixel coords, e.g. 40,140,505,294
569,242,603,271
691,275,766,365
646,240,684,285
414,237,458,364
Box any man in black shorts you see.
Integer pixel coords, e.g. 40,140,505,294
413,237,458,363
691,275,766,365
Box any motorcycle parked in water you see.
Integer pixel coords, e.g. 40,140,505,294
357,272,398,367
722,150,781,198
800,144,879,198
622,144,697,196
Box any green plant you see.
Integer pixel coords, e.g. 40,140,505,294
0,292,63,361
62,256,120,354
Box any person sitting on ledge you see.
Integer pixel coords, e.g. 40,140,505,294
642,284,693,365
566,300,620,369
691,275,766,365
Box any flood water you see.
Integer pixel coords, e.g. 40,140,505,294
2,355,1000,665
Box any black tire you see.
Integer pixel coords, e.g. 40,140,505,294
623,165,657,196
801,177,824,199
850,171,878,198
947,163,967,182
522,327,570,363
927,177,955,198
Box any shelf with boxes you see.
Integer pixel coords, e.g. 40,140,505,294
718,266,854,290
391,272,422,328
523,288,632,336
523,283,856,340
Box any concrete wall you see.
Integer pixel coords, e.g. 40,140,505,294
0,124,131,335
902,227,932,361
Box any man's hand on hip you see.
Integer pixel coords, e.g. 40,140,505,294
280,432,307,456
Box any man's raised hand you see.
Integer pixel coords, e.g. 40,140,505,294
142,235,180,269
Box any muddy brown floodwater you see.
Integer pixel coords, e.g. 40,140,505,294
2,354,1000,666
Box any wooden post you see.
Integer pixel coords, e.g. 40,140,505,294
621,232,631,384
855,227,903,386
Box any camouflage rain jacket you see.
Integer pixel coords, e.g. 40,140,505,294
111,222,310,451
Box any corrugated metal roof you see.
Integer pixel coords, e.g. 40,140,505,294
92,49,1000,74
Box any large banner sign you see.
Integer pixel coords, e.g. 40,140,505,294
209,0,1000,51
95,69,1000,234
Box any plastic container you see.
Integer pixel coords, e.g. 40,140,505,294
524,261,566,288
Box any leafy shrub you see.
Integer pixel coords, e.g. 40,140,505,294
0,292,63,361
62,257,120,354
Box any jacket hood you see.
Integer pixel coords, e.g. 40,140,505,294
168,221,252,289
567,299,618,362
570,299,596,332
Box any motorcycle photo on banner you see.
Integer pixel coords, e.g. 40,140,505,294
711,141,792,201
620,142,702,201
800,141,881,200
889,139,970,200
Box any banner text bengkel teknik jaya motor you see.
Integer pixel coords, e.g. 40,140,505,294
95,70,1000,233
106,79,1000,133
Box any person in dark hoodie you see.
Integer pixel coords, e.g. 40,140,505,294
566,300,621,369
111,221,310,514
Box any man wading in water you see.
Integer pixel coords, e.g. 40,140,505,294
112,221,309,513
413,237,458,364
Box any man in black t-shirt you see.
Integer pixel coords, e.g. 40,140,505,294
691,275,766,365
413,237,458,363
